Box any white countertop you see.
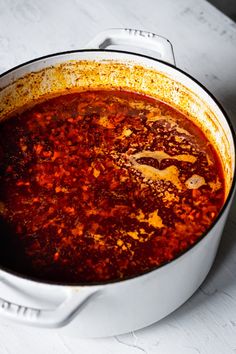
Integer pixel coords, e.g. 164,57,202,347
0,0,236,353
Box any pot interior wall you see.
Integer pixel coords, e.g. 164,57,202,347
0,54,234,199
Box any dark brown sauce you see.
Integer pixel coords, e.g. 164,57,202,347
0,90,225,283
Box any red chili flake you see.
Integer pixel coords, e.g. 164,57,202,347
53,252,60,261
34,144,43,154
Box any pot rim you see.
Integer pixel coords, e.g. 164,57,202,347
0,48,235,287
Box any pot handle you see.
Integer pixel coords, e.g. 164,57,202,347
0,287,100,328
86,28,176,66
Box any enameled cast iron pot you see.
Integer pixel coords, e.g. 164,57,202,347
0,29,235,337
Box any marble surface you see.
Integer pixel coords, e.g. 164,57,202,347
0,0,236,353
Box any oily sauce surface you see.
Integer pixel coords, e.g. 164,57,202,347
0,90,225,283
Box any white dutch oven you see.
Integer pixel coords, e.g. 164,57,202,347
0,29,235,337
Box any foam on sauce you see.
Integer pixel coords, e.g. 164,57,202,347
130,150,197,163
130,162,183,190
185,174,206,189
0,90,225,283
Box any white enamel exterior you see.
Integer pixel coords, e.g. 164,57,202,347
0,30,235,337
85,28,176,65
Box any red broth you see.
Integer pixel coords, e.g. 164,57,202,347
0,90,225,283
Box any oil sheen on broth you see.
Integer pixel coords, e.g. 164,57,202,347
0,90,225,283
